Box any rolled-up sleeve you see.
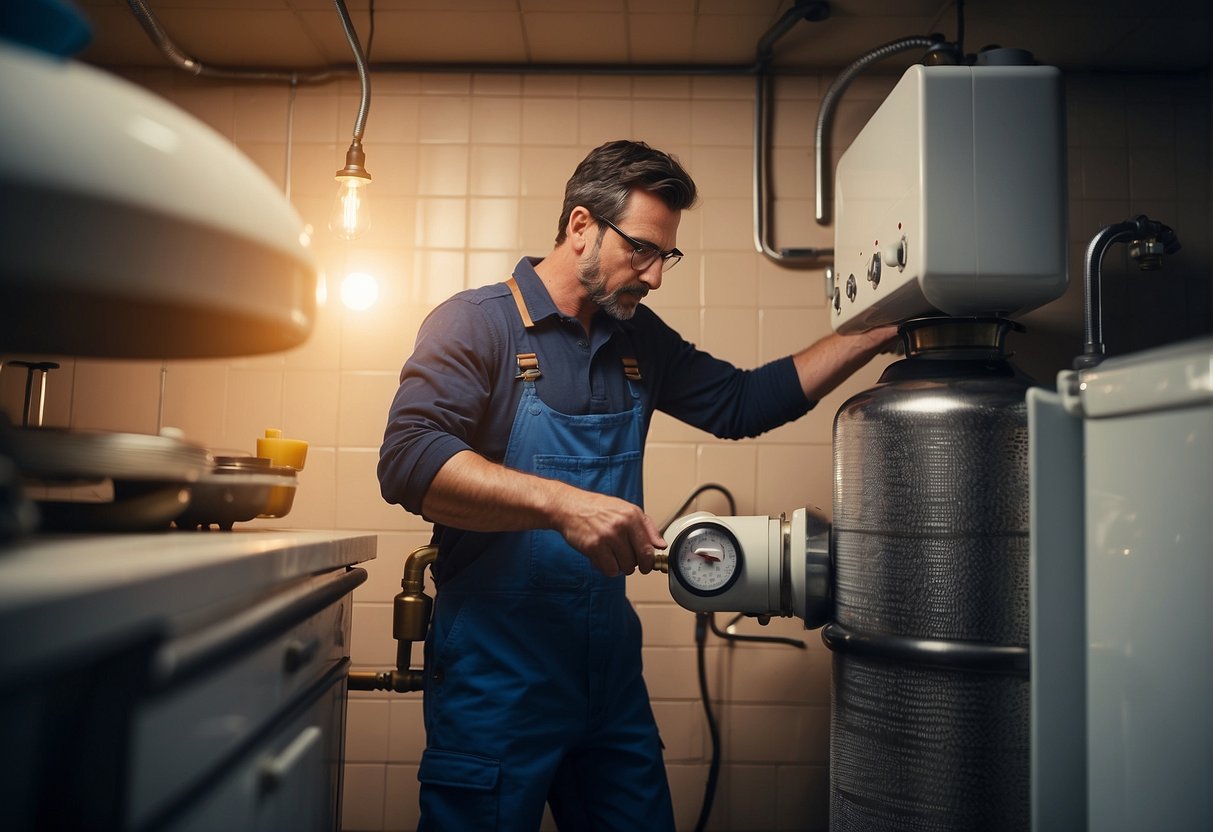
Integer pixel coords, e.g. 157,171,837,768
378,298,501,515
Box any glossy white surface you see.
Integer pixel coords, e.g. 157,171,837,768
0,529,376,677
832,64,1067,333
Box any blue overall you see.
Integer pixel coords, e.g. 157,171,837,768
416,286,676,831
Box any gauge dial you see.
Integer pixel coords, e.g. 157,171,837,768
670,522,742,597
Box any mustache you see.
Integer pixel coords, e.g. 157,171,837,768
617,285,648,298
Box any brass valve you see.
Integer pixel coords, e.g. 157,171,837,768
348,544,437,693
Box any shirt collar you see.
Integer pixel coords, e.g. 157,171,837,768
510,256,625,338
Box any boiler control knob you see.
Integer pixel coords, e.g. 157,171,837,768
845,273,857,302
882,236,907,271
832,285,841,313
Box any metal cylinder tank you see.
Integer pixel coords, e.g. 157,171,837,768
824,317,1032,830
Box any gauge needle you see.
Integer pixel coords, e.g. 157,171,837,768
694,548,721,563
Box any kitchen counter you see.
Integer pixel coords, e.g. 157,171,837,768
0,529,377,831
0,529,376,679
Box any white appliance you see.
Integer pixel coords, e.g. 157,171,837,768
1029,338,1213,830
830,64,1067,333
0,40,318,359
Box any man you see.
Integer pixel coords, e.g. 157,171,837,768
378,140,894,831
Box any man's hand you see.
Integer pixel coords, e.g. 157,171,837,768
552,488,666,577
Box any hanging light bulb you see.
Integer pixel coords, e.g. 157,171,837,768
329,139,371,240
329,0,373,241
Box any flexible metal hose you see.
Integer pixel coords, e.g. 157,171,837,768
815,35,942,224
333,0,371,140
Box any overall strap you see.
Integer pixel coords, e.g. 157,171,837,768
506,277,541,381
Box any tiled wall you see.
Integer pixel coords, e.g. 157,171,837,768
2,63,1208,832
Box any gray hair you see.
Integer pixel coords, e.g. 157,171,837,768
555,140,699,245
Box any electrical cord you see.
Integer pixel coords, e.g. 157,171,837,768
659,483,805,832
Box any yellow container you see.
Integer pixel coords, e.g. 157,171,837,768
256,428,308,471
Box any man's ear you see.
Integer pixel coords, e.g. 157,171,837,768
568,206,595,254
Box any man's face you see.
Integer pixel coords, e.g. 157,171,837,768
578,189,681,321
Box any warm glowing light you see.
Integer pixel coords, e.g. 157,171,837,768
341,272,379,310
315,272,329,306
328,175,371,240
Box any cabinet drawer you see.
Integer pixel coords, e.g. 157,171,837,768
127,568,364,830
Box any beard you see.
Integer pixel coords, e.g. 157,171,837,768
577,248,647,321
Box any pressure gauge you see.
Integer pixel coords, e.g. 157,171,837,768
670,521,742,597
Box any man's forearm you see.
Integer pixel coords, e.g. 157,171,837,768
792,327,898,402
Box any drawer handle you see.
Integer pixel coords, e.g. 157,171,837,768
259,725,322,795
283,637,320,674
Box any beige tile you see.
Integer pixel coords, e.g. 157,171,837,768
632,99,692,151
172,86,236,137
280,368,340,447
414,197,468,249
690,146,752,200
716,642,829,706
578,97,631,147
383,764,422,832
769,146,814,200
520,146,585,197
467,251,523,288
643,253,699,311
337,448,427,530
637,602,700,649
641,442,699,530
468,198,521,250
290,92,341,142
754,443,832,520
633,76,691,100
368,143,419,197
645,408,714,444
521,98,578,146
367,95,421,145
346,699,391,762
629,13,695,64
642,645,702,699
652,699,705,761
417,144,469,196
285,142,341,197
470,145,521,195
283,290,343,370
69,360,163,434
233,85,290,143
154,361,226,448
341,763,386,831
695,443,757,514
352,602,397,667
578,75,632,99
665,762,712,832
418,74,472,96
520,197,560,252
776,764,829,831
690,98,754,148
221,367,284,454
724,703,829,764
229,142,283,191
701,307,757,367
690,74,754,102
470,96,523,144
472,74,522,96
756,259,829,309
699,197,759,252
702,251,760,308
626,570,675,605
338,371,400,447
719,764,779,832
387,698,427,763
410,250,468,307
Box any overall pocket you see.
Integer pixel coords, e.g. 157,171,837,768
530,451,642,588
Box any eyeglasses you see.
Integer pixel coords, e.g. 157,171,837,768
595,215,684,273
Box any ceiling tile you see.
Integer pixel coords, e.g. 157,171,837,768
523,12,631,64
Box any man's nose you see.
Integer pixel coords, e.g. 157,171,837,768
640,262,663,291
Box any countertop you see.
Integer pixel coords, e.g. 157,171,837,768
0,529,377,679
